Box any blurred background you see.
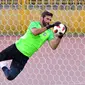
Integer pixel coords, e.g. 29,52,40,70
0,0,85,85
0,0,85,35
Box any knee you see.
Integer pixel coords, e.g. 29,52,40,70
7,75,16,81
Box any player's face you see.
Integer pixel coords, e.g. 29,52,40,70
42,16,52,26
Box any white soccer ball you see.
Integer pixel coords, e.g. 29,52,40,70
53,23,66,36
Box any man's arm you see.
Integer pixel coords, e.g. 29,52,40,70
48,37,61,50
31,23,56,35
31,27,47,35
48,24,67,50
30,21,62,35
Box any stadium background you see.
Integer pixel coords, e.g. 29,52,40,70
0,0,85,85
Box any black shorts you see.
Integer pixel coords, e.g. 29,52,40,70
0,43,29,69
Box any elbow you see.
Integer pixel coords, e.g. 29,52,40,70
51,45,59,50
53,48,56,50
50,45,58,50
52,47,57,50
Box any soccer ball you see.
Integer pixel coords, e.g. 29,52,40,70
53,23,66,36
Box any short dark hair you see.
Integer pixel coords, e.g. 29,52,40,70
41,11,53,18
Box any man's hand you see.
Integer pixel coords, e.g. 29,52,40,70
53,21,61,26
46,21,61,29
46,24,55,29
46,21,67,39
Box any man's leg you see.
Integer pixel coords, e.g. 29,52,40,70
0,44,15,61
2,60,25,80
0,43,29,80
0,44,15,74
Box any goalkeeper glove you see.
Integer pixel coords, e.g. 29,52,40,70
46,24,54,29
46,21,61,29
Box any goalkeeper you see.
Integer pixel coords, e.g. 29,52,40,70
0,11,67,80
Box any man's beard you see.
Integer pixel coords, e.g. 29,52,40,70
42,20,49,27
